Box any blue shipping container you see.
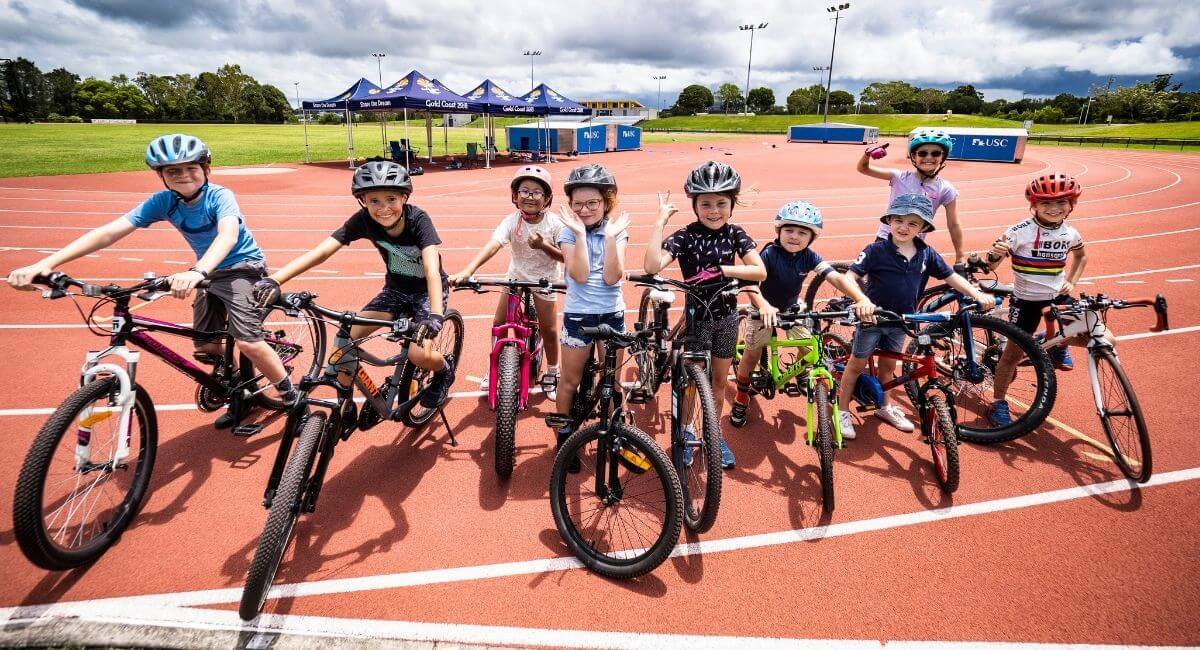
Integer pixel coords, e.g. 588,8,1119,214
615,125,642,151
576,125,606,153
506,126,554,153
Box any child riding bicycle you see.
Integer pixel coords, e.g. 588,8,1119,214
733,200,875,428
6,133,297,429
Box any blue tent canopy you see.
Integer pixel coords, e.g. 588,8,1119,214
301,78,382,110
350,70,485,113
519,84,589,115
464,80,537,115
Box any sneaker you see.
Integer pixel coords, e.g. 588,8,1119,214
681,426,698,467
556,425,581,474
214,410,239,430
987,400,1012,427
730,400,749,428
719,436,735,470
1048,344,1074,371
540,368,558,401
839,410,857,441
420,365,456,408
479,371,490,391
874,404,914,433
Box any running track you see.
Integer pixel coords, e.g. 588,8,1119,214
0,136,1198,648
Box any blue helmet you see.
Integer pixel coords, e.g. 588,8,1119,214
882,192,936,232
908,129,953,153
145,134,211,169
775,200,823,239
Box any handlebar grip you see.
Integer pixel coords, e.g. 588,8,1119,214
579,324,613,339
1153,294,1170,332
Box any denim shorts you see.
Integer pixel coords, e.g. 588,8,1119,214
851,324,908,358
561,311,626,349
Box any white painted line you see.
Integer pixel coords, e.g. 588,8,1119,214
36,249,55,254
163,260,188,265
1115,280,1145,284
1083,264,1200,281
1116,324,1200,342
7,467,1198,616
1165,279,1194,283
85,254,100,258
310,269,339,274
118,257,143,262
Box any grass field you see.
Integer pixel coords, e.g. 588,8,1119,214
0,122,739,178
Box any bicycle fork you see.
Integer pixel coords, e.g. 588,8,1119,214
805,369,844,448
76,347,140,471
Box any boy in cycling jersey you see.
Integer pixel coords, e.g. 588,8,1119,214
732,201,875,428
253,161,456,412
858,129,966,264
984,173,1108,426
838,193,994,440
6,134,297,429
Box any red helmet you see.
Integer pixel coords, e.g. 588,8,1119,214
1025,173,1082,204
510,165,553,207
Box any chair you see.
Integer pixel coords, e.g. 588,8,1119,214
388,140,420,165
465,142,481,166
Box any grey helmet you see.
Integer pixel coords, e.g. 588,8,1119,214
563,163,617,195
351,160,412,197
684,160,740,198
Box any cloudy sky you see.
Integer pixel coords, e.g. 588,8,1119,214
3,0,1197,107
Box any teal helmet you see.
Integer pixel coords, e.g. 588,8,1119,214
775,200,823,240
882,192,936,232
145,134,211,169
908,129,953,153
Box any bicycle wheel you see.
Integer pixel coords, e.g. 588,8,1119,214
257,303,327,410
399,309,465,426
674,362,722,533
550,422,682,579
926,392,960,493
13,378,157,570
493,344,522,479
908,314,1056,444
240,411,325,620
634,288,668,394
811,379,836,512
803,262,858,342
1093,348,1152,482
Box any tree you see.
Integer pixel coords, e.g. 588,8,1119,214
860,81,917,113
673,84,714,116
188,72,221,120
163,74,194,120
44,68,80,117
73,78,153,119
2,57,48,121
212,63,253,121
1096,82,1170,122
828,90,855,113
1031,105,1064,124
787,87,817,114
716,83,744,114
746,86,775,114
915,88,946,113
260,85,293,122
136,72,174,120
1048,92,1083,119
945,85,984,114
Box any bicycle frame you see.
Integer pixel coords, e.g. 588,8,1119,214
488,288,541,410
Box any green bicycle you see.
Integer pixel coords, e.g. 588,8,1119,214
733,305,852,511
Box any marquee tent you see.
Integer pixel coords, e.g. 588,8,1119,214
464,79,537,167
297,78,384,163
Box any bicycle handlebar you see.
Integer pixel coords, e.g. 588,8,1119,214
1053,293,1170,333
33,272,209,300
452,277,566,294
628,273,744,299
578,324,653,349
282,291,416,336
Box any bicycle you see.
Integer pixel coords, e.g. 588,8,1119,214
545,324,683,579
829,309,966,493
13,272,324,570
240,291,463,620
628,275,747,533
453,277,565,478
1037,293,1168,482
732,305,851,511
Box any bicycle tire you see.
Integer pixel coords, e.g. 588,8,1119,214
399,309,465,426
493,344,522,479
907,314,1056,444
635,288,668,394
1094,348,1152,482
675,362,722,533
803,261,859,342
240,411,325,620
550,421,682,579
13,377,157,570
256,304,327,411
813,379,836,512
927,392,960,493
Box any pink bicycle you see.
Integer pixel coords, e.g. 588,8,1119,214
456,278,565,477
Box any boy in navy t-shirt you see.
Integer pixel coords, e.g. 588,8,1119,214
838,193,993,440
732,201,874,427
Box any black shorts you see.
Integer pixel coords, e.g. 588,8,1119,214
362,286,450,321
1010,296,1070,333
684,314,739,359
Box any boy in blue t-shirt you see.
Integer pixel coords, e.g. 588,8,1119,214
7,134,296,429
838,193,994,440
732,201,875,427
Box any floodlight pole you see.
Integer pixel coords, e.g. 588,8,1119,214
739,23,767,114
372,52,387,150
822,4,849,130
652,74,666,113
524,50,541,91
295,82,310,163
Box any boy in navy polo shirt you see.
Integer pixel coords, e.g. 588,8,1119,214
838,193,994,440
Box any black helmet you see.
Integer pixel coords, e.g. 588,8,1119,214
351,160,412,196
563,164,617,195
684,161,741,198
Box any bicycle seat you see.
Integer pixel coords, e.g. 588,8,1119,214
978,279,1013,296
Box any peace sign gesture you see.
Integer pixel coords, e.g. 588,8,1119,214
656,191,678,226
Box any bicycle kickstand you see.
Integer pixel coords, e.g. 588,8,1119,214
437,407,458,446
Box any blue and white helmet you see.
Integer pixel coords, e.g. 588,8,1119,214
775,200,823,239
145,134,211,170
908,129,953,153
881,192,936,232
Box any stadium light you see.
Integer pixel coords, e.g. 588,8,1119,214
821,4,850,134
652,74,667,112
371,52,387,149
295,82,310,163
523,50,542,91
739,22,768,114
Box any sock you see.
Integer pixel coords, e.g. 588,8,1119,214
734,377,751,405
274,377,294,393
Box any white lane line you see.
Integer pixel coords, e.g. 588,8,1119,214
1084,264,1200,281
310,269,339,274
1115,280,1145,284
7,467,1198,614
1116,324,1200,342
118,257,143,262
163,260,188,265
1166,278,1194,283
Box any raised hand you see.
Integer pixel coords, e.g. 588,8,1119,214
558,205,586,234
866,143,889,159
656,191,678,225
605,211,630,239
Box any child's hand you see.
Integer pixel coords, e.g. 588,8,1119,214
865,143,889,159
656,191,678,225
7,263,54,290
760,304,779,329
446,271,471,287
528,232,545,250
974,292,997,313
990,238,1011,259
853,299,876,324
1059,281,1074,296
168,269,205,299
605,212,630,239
558,205,586,234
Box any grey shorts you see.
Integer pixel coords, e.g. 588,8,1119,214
192,260,268,344
850,324,907,359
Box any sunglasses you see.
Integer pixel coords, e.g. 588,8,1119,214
914,149,945,159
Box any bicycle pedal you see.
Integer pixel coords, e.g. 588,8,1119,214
783,385,803,397
545,414,571,429
357,401,383,432
233,423,263,438
627,388,650,404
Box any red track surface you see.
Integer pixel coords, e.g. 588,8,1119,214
1,137,1198,646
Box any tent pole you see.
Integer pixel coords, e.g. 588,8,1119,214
443,117,448,158
346,107,355,169
403,107,411,170
301,108,310,163
426,114,433,164
484,113,491,169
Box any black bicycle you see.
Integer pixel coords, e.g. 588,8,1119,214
13,272,323,570
239,291,463,620
546,324,683,579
